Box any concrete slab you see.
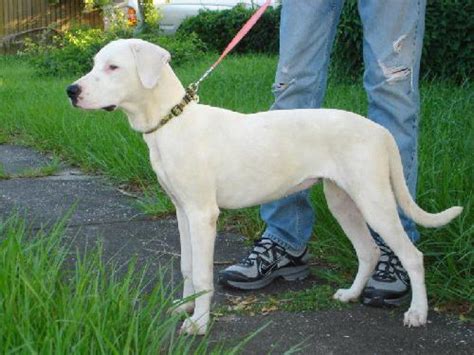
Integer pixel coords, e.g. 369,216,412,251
0,177,143,227
0,144,53,175
212,308,473,354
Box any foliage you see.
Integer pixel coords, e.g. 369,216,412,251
21,27,206,77
422,0,474,81
139,0,163,33
84,0,113,12
177,1,473,82
102,4,130,32
332,0,474,82
177,4,280,54
21,28,116,77
278,285,350,312
82,0,161,33
140,32,207,66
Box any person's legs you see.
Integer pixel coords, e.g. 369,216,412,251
261,0,345,254
358,0,426,306
218,0,345,289
359,0,425,242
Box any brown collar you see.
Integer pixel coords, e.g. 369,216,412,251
143,86,199,135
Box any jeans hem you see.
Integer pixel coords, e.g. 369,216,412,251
262,231,306,255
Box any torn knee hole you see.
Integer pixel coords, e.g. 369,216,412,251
389,67,411,80
378,61,412,83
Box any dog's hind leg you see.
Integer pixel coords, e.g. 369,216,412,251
323,180,380,302
180,206,219,335
351,183,427,327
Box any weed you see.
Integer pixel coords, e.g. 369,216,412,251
135,185,175,216
0,129,8,144
0,156,60,180
218,283,350,318
0,163,6,179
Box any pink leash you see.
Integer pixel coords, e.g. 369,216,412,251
191,0,272,91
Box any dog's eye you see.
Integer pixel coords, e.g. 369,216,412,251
109,65,119,71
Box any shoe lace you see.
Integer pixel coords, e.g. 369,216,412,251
239,239,283,267
373,235,410,285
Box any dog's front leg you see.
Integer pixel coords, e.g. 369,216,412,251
172,207,196,315
180,206,219,335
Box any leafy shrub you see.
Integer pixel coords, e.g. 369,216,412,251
22,28,116,77
422,1,474,81
177,2,473,82
331,1,363,80
22,27,206,77
177,4,280,54
332,1,474,82
138,32,207,67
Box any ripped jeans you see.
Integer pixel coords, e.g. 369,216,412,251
261,0,426,254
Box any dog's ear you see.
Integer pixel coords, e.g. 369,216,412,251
130,39,171,89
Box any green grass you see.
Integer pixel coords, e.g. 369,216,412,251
0,156,61,180
217,284,350,318
0,163,6,179
0,129,8,144
0,215,250,353
0,54,472,314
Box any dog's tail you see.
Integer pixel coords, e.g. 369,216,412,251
387,133,463,228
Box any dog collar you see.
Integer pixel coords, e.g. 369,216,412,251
143,85,199,135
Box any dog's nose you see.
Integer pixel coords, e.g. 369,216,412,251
66,84,81,99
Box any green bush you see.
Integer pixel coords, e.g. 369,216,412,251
177,2,473,82
177,4,279,54
22,27,206,77
22,28,114,77
422,1,474,81
138,32,207,67
333,1,474,82
331,1,363,80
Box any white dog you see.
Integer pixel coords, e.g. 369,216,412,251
67,39,462,335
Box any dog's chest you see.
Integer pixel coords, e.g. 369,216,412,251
143,135,174,195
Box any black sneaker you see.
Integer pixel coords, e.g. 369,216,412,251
362,235,411,307
218,238,310,290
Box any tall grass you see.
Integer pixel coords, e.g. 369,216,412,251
0,54,472,308
0,215,246,353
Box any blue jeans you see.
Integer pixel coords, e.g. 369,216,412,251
261,0,426,254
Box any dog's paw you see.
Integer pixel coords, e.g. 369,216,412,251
403,308,427,327
170,300,195,316
333,288,359,303
179,317,208,336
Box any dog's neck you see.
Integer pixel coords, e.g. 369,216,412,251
122,64,186,133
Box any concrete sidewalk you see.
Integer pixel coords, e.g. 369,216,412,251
0,144,471,354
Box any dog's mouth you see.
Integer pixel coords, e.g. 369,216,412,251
102,105,117,112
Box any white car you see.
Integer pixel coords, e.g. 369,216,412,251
125,0,278,34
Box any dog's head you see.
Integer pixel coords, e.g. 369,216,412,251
66,39,171,112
